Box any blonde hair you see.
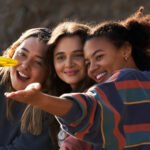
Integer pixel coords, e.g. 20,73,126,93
0,28,52,135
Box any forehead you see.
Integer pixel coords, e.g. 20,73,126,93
17,37,48,56
84,37,114,57
54,35,83,53
84,37,108,49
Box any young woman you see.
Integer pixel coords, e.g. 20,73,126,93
0,28,56,149
48,21,94,150
5,8,150,150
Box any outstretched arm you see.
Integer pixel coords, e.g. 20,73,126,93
5,83,73,117
5,82,104,146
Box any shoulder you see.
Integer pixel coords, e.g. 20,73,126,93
107,68,150,82
87,69,149,93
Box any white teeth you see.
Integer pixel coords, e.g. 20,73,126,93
96,72,106,80
18,71,28,78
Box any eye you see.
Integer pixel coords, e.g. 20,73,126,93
96,54,103,61
55,55,65,61
15,51,27,59
34,59,44,66
35,61,42,66
18,51,26,56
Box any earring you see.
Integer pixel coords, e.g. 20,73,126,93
124,56,128,61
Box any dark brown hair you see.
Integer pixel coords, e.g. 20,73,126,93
48,21,94,96
87,7,150,70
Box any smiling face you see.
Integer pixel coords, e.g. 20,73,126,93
10,37,48,90
53,35,86,90
84,37,130,83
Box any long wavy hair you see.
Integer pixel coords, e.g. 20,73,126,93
0,28,59,149
48,21,95,96
120,6,150,70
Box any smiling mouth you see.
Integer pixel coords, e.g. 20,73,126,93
64,70,79,76
96,72,106,80
94,71,109,83
17,71,30,81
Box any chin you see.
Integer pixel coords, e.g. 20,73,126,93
12,84,26,91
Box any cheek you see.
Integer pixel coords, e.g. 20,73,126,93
79,59,85,65
54,63,62,74
10,66,16,78
77,59,86,69
32,68,47,83
80,66,86,76
108,55,123,66
100,57,114,67
87,69,92,79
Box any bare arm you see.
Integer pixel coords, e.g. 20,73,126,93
5,83,73,117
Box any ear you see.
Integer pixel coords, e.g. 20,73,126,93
121,42,132,61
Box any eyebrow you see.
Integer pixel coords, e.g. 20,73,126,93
72,49,83,54
92,49,103,57
21,47,44,60
21,47,29,52
55,49,83,56
85,49,103,61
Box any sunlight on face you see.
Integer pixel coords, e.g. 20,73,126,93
54,35,86,90
10,37,48,90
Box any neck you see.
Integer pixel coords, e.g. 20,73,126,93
125,57,138,70
71,80,84,92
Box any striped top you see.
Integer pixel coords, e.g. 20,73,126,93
58,69,150,150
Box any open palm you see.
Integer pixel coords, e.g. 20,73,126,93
5,82,41,103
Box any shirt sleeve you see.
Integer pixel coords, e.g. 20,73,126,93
57,69,150,149
57,86,106,146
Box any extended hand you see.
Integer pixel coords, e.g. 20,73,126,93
5,82,41,103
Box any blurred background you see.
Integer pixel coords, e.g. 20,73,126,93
0,0,149,53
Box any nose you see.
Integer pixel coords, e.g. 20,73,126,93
65,57,74,67
88,61,99,75
20,59,31,70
